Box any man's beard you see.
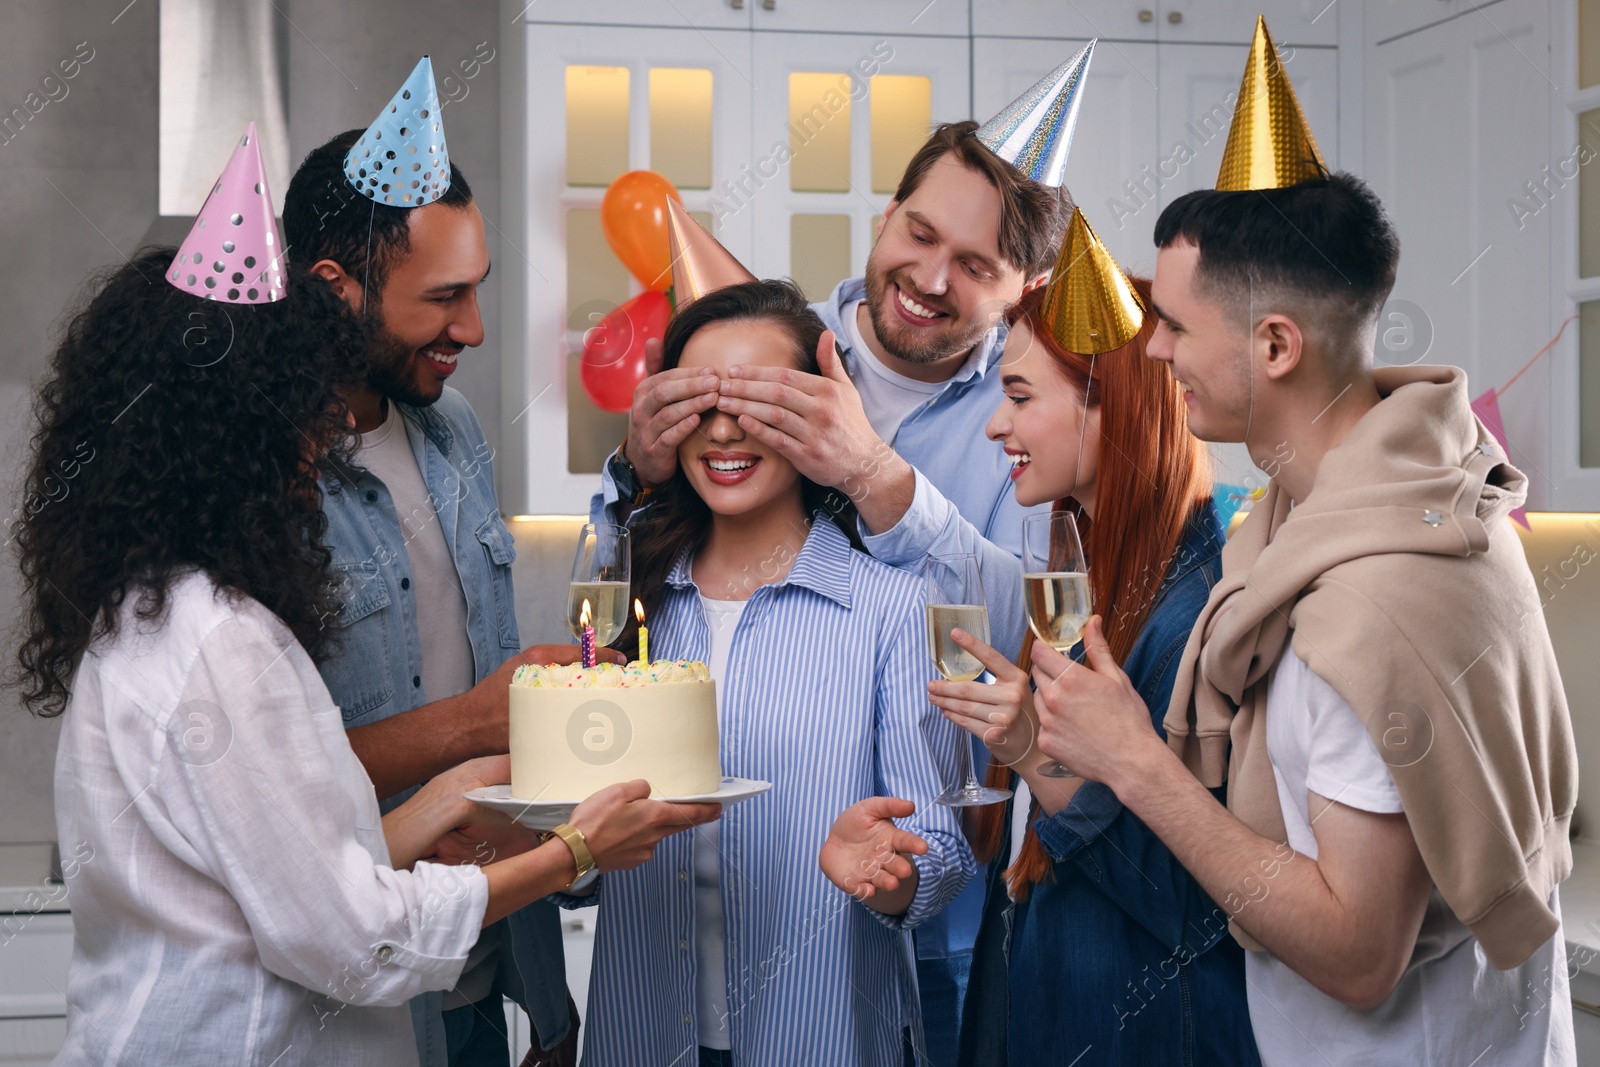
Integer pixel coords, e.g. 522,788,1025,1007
363,306,437,409
861,261,993,365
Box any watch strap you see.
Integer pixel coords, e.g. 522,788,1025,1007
547,822,595,887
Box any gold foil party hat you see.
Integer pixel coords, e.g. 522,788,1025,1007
666,199,756,304
1039,208,1146,355
1215,17,1326,191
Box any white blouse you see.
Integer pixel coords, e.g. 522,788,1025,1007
51,570,487,1066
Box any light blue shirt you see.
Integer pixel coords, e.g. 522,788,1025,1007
590,279,1046,965
576,517,976,1066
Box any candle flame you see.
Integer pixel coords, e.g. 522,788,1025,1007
634,598,646,624
580,599,592,628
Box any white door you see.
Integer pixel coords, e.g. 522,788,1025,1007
1365,0,1554,504
972,0,1159,42
972,36,1161,272
514,0,750,30
1154,40,1339,208
755,0,970,38
508,22,755,513
746,32,971,296
1160,0,1339,47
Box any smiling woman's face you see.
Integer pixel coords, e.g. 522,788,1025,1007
986,316,1101,511
676,318,804,518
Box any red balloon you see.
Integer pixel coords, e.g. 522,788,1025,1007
580,291,671,413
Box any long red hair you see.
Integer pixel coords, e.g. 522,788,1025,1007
973,276,1212,901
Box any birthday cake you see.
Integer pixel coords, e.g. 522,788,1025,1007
509,661,720,801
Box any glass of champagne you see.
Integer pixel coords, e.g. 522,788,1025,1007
1022,511,1092,779
924,554,1012,807
568,523,631,647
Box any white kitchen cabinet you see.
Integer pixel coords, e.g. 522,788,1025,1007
972,0,1337,44
503,2,971,512
1364,0,1561,505
972,36,1161,270
754,0,971,38
516,0,751,30
747,31,971,282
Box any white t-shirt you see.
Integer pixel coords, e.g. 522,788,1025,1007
839,300,947,445
1247,646,1575,1065
694,595,747,1049
352,401,490,1008
1008,779,1033,872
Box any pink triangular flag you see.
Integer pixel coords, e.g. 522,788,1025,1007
1470,388,1530,530
167,122,287,304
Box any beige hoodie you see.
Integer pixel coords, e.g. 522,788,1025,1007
1162,364,1577,969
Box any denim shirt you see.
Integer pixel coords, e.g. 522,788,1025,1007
318,386,570,1063
960,501,1261,1066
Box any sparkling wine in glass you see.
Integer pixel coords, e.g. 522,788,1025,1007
924,554,1012,808
1022,512,1091,779
569,523,631,647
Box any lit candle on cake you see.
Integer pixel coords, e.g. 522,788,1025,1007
580,599,595,669
635,598,649,666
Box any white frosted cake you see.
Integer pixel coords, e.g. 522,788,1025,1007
509,660,720,801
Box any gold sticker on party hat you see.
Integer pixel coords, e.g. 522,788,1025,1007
1039,208,1146,356
1215,16,1326,191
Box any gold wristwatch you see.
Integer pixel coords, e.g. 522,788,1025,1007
543,823,595,889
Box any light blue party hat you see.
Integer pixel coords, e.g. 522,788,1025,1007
343,56,451,207
975,40,1095,188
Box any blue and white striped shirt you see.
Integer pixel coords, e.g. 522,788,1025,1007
579,517,976,1067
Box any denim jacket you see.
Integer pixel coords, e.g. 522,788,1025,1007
317,387,570,1063
960,501,1261,1066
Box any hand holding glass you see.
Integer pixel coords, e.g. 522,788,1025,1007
923,554,1011,807
1022,512,1090,778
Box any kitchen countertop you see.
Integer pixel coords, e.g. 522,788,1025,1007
0,842,68,913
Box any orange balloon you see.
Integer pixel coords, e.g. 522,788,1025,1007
601,171,682,291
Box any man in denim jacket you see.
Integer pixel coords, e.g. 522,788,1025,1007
285,130,581,1067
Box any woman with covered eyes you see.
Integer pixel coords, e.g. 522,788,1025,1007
577,277,974,1067
820,212,1260,1064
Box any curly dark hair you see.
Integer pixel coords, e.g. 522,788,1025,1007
11,247,370,716
282,128,475,298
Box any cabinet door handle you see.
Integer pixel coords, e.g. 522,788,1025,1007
1167,9,1183,23
731,0,744,8
1138,8,1154,22
762,0,775,8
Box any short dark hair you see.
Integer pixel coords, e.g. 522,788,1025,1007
1153,172,1400,345
893,121,1073,277
283,128,475,297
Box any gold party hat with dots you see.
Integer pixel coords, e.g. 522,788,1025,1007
1038,207,1145,355
1215,16,1327,191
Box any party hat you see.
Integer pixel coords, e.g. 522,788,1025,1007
167,123,287,304
1215,17,1327,191
974,40,1094,188
666,199,755,304
344,56,451,207
1038,208,1146,355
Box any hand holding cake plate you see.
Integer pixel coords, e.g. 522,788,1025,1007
465,777,773,832
470,658,771,831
